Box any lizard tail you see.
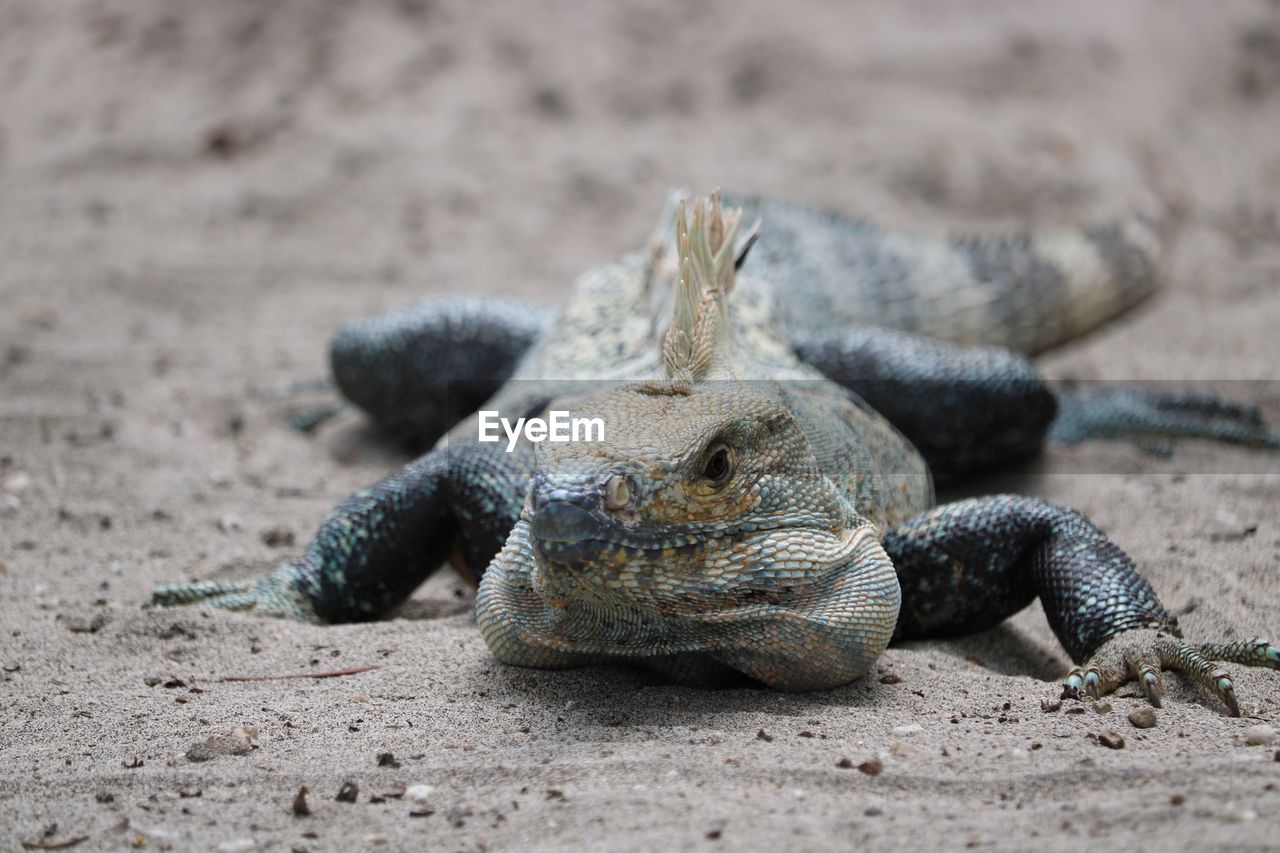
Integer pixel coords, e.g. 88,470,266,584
726,194,1175,356
940,213,1166,354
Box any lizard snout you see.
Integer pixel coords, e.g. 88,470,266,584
530,500,598,544
529,470,637,560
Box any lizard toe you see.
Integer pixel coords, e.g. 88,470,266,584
149,579,251,608
1127,653,1164,708
1154,634,1244,716
1197,637,1280,670
1062,628,1274,716
1061,644,1128,701
150,564,321,622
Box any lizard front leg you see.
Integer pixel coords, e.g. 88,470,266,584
884,495,1278,715
151,442,530,622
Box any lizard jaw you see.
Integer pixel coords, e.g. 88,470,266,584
479,517,902,689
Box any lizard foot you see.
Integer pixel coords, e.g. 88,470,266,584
1061,628,1279,716
149,564,320,622
1050,386,1279,449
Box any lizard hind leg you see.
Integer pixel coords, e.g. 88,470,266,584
1050,386,1280,450
330,296,553,445
795,326,1057,479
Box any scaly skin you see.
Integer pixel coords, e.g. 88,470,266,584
151,190,1280,714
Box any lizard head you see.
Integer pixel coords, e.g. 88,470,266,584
526,380,888,617
515,378,902,691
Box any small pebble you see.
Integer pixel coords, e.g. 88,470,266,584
890,740,920,757
292,786,311,817
186,727,258,762
857,757,884,776
1040,699,1061,713
2,471,32,493
259,526,295,548
891,723,923,737
405,784,433,802
1098,730,1125,749
1128,708,1157,729
1246,725,1276,746
65,612,108,634
1093,701,1113,715
216,841,256,852
335,781,359,803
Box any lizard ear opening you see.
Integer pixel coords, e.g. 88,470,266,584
662,190,746,381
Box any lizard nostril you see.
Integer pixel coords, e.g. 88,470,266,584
602,474,632,511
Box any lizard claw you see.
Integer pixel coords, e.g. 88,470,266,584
1135,656,1163,708
1062,671,1084,698
1083,668,1104,698
1059,628,1278,716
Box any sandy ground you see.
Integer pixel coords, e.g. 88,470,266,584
3,1,1280,850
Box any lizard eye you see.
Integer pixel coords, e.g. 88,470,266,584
702,445,734,485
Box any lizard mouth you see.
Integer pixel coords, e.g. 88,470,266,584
535,535,705,566
530,500,720,565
